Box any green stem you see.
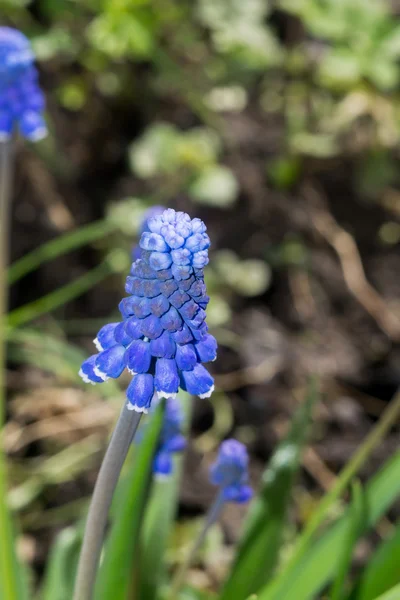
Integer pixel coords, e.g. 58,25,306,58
8,218,115,285
7,254,116,329
267,388,400,600
0,139,19,600
169,489,226,599
73,404,142,600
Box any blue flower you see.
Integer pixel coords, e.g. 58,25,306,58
209,439,253,504
153,397,186,478
0,27,47,141
80,208,216,413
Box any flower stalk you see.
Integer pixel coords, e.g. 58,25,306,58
73,404,142,600
169,489,226,599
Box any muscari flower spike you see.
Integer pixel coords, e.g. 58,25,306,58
209,439,253,503
0,26,47,141
80,208,217,413
153,397,186,478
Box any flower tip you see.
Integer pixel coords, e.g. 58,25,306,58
93,337,103,352
126,401,148,414
78,368,96,385
199,385,214,399
157,390,177,400
93,365,110,382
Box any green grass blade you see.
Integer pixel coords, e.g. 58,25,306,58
0,454,29,600
39,527,80,600
138,392,192,600
7,219,115,285
7,256,116,329
372,583,400,600
348,520,400,600
7,328,120,397
257,388,400,600
257,449,400,600
95,402,165,600
219,378,319,600
329,481,366,600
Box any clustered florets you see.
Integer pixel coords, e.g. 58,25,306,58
79,209,217,412
0,27,47,141
209,439,253,503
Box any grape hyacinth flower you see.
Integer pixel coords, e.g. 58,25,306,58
169,439,252,597
80,208,217,412
0,27,47,141
209,439,253,503
153,396,186,478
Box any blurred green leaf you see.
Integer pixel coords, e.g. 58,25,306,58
8,219,114,285
220,378,318,600
138,392,192,600
373,583,400,600
190,165,239,207
39,527,80,600
257,448,400,600
348,520,400,600
329,481,366,600
95,402,164,600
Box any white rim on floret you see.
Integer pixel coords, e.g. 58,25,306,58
126,402,148,414
93,365,110,381
93,337,103,352
199,385,214,399
78,368,97,385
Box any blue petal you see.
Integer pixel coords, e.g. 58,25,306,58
141,314,164,339
192,251,209,269
160,306,183,332
188,280,206,298
184,233,204,252
169,290,190,309
79,355,104,384
159,279,178,297
0,111,13,140
149,252,172,271
194,334,217,363
185,308,206,329
19,110,47,141
125,316,143,340
125,339,152,374
150,331,176,358
191,322,208,341
125,277,144,296
150,294,170,317
191,218,207,234
171,264,192,281
140,232,169,253
114,322,133,347
163,433,186,453
94,323,119,351
172,324,193,344
222,485,253,504
126,374,154,413
153,451,173,477
94,344,126,380
180,364,214,398
177,275,195,291
142,279,161,298
171,248,191,266
175,343,197,371
155,358,179,398
179,300,199,320
130,261,155,279
132,297,152,319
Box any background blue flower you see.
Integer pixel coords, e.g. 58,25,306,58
152,397,186,478
209,439,253,504
80,208,217,412
0,27,47,141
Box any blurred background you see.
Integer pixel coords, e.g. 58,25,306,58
2,0,400,593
